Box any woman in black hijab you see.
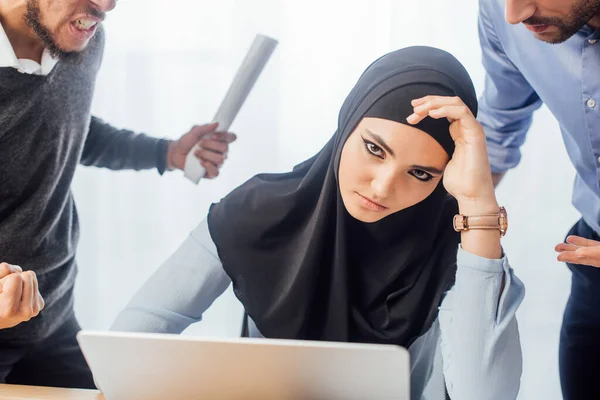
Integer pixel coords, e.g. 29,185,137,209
112,46,524,400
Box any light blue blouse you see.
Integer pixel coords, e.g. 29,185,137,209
111,219,525,400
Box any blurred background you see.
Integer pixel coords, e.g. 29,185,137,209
72,1,576,398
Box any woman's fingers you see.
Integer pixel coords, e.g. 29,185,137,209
411,95,460,108
407,96,478,139
406,112,426,125
407,96,459,124
411,97,428,107
412,96,463,112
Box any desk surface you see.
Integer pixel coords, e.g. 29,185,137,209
0,384,104,400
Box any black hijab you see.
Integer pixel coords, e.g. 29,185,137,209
208,46,478,346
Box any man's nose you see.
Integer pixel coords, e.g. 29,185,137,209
90,0,117,13
505,0,536,25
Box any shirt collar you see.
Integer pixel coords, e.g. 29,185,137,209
0,21,59,75
589,27,600,41
0,22,20,70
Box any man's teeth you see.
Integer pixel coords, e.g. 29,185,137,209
74,19,97,30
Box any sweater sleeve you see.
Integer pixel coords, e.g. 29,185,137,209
80,116,169,174
110,218,231,334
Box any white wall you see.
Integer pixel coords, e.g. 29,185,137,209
72,1,577,398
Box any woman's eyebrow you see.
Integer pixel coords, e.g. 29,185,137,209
409,164,444,175
364,128,395,157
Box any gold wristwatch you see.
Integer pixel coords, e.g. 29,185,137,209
453,206,508,237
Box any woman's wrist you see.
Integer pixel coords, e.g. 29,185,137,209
456,194,499,215
455,196,506,295
456,194,503,260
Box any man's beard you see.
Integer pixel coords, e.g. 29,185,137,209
524,0,600,44
24,0,83,62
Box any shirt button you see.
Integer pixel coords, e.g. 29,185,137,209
597,156,600,163
589,39,597,44
587,98,596,108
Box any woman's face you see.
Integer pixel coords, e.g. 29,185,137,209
339,117,450,223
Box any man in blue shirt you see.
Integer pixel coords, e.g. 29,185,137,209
478,0,600,397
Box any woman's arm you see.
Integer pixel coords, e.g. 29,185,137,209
438,247,524,400
409,95,503,259
110,219,231,334
409,96,524,398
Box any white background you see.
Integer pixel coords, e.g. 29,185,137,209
72,1,577,398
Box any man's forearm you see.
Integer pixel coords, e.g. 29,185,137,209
80,116,167,173
492,172,505,188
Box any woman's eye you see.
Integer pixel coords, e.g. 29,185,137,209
363,140,384,158
410,169,434,182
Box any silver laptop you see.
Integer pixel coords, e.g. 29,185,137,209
77,331,409,400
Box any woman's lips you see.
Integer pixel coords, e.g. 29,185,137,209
356,192,388,212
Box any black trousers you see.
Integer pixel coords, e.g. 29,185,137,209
559,218,600,399
0,314,95,389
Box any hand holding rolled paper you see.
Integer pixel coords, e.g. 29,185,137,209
184,34,279,183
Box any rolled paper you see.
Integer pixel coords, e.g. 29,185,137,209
184,34,279,183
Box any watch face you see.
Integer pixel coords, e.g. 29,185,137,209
499,206,508,236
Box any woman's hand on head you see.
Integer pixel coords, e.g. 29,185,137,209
407,95,498,214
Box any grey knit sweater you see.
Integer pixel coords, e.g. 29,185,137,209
0,27,168,342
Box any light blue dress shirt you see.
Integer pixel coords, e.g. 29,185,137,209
111,219,525,400
479,0,600,232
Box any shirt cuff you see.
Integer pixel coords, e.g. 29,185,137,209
156,139,170,175
485,137,522,174
456,245,505,273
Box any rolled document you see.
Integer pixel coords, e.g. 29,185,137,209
184,34,279,183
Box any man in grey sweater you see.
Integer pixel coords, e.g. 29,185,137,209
0,0,236,389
